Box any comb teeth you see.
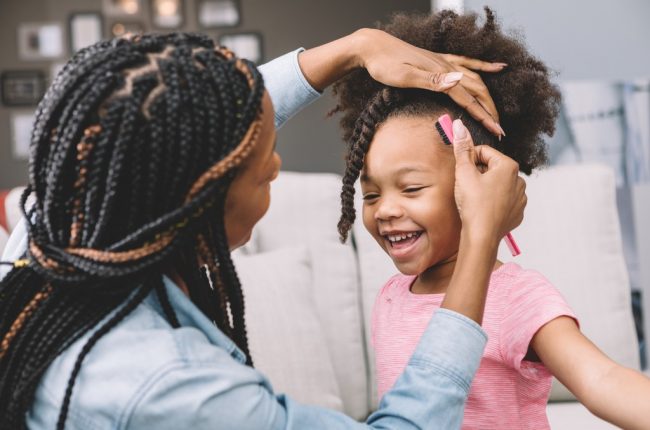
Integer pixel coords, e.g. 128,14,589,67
435,121,452,145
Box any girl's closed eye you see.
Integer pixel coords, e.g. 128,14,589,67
403,186,428,194
363,192,380,201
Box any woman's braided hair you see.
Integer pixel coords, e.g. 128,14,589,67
0,33,264,429
333,7,561,242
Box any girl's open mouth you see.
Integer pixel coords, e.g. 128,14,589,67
383,231,423,258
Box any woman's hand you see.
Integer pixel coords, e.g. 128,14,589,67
451,119,526,245
355,28,506,137
298,28,506,138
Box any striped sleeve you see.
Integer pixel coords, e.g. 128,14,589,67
499,270,578,378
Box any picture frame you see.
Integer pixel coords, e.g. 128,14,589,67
151,0,184,29
218,32,263,64
17,22,64,60
10,111,36,159
69,12,104,53
108,21,146,38
197,0,240,28
102,0,141,17
1,70,46,107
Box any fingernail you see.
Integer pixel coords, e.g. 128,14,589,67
444,72,463,84
452,119,467,140
495,63,508,69
496,122,506,137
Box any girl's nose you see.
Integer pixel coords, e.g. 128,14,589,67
375,198,404,221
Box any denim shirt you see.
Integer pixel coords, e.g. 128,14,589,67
2,49,488,429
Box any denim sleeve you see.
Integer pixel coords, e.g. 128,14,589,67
125,309,486,430
258,48,321,130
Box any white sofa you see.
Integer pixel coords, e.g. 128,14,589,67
0,165,642,428
232,164,643,428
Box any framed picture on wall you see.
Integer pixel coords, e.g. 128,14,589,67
109,21,145,37
218,32,263,64
151,0,184,29
198,0,240,28
17,23,64,60
69,12,103,53
10,111,36,159
1,71,46,107
102,0,141,17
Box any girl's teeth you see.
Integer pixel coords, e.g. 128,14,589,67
387,232,420,242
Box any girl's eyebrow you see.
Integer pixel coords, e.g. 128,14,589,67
361,166,428,184
392,166,428,177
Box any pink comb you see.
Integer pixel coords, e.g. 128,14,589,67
435,114,521,257
437,114,454,145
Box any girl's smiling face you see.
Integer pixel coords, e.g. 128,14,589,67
361,115,462,275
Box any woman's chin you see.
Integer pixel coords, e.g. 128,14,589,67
228,231,253,251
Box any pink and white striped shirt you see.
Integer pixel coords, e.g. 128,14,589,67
372,262,578,430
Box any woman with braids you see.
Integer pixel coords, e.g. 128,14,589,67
334,8,650,430
0,28,525,429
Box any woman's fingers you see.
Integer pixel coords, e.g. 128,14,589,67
451,118,478,170
444,53,507,72
474,144,519,173
447,85,504,137
388,64,463,92
455,66,500,123
451,119,526,237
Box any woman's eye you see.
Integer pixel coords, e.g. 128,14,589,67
362,194,379,201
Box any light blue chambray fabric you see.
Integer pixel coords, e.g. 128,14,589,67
3,48,487,430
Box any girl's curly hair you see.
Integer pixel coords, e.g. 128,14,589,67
333,7,561,242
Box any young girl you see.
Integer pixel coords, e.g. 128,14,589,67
334,9,650,430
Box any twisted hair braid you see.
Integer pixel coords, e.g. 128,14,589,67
0,32,264,429
337,88,398,242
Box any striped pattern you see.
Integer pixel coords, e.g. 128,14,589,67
372,263,577,429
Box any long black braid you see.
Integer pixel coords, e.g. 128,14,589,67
0,33,263,429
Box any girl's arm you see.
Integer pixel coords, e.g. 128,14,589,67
532,316,650,430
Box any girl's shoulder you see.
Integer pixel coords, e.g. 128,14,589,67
379,273,417,297
490,262,556,293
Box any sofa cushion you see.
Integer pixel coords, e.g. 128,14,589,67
496,164,640,401
240,172,369,419
234,247,344,411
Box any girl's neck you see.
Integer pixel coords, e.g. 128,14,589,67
411,256,503,295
